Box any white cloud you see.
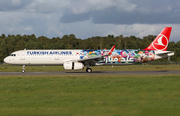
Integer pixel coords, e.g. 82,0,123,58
0,0,180,42
136,1,174,14
0,12,22,33
93,23,179,42
115,0,137,12
22,25,33,32
46,13,63,37
24,0,71,14
68,0,137,14
12,0,22,6
68,0,114,14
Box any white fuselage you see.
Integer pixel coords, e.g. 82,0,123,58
4,50,81,65
4,49,174,65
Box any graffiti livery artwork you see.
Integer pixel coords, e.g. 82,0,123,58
79,49,155,64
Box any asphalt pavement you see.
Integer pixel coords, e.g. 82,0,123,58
0,70,179,76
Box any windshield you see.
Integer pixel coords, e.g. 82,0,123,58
10,54,16,56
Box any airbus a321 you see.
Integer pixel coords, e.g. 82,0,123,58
4,27,174,73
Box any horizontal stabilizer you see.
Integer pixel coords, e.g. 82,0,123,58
155,51,174,60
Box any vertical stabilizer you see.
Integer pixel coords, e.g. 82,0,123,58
144,27,172,51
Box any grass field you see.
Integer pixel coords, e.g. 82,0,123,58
0,75,180,116
0,64,180,72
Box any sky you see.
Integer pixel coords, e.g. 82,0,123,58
0,0,180,42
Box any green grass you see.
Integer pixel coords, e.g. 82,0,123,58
0,64,180,72
0,75,180,116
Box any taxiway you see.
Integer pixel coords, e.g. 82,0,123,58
0,70,180,76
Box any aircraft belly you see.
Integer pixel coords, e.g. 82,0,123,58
20,56,79,65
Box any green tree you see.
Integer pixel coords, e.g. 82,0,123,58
26,39,38,49
14,38,25,51
0,40,7,62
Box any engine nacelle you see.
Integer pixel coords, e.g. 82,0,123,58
63,62,84,70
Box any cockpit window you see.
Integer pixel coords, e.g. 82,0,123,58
10,54,16,56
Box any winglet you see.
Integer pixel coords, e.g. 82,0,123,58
108,45,116,55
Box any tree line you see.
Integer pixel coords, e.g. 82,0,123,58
0,33,180,62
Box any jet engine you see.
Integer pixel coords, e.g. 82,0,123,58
63,62,84,70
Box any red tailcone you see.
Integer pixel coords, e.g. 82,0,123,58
143,27,172,51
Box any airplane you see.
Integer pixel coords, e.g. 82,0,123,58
4,27,174,73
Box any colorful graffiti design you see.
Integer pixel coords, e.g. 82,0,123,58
79,49,155,64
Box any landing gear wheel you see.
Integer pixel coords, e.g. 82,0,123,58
22,65,25,73
86,68,92,73
22,69,25,73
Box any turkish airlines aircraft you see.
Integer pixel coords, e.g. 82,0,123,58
4,27,174,73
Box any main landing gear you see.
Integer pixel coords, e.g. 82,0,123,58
22,65,25,73
86,67,92,73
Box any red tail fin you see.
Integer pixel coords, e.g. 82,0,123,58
144,27,172,51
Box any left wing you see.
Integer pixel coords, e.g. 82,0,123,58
76,45,115,66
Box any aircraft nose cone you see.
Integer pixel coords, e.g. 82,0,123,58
4,57,9,63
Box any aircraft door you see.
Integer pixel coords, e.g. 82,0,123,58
20,51,25,60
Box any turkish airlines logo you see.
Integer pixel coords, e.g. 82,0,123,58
152,34,168,51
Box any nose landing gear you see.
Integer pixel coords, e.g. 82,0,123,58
22,65,25,73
